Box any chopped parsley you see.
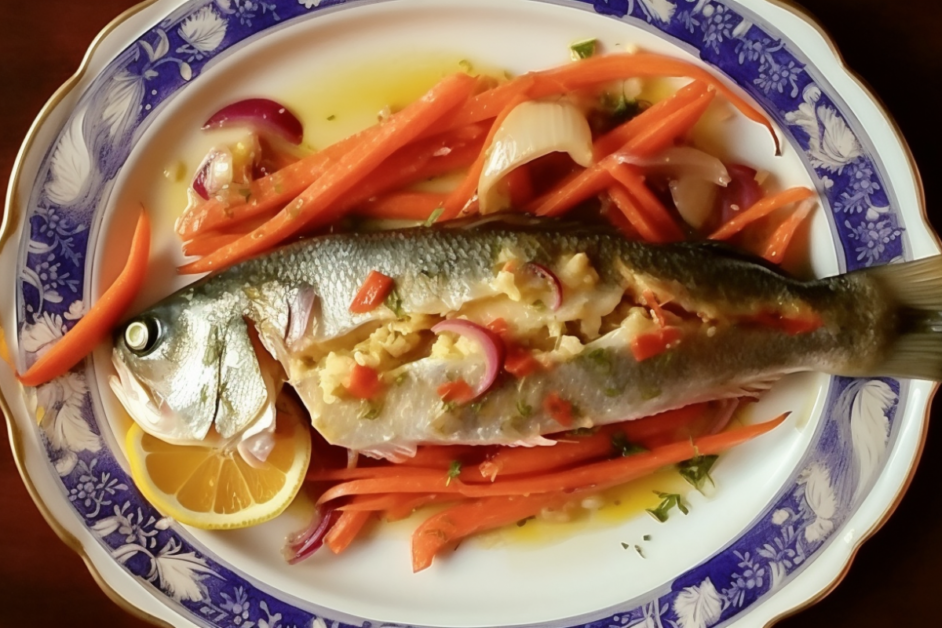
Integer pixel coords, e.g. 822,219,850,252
394,372,407,386
458,59,474,74
327,114,336,121
570,38,598,60
238,187,252,202
516,399,534,419
424,205,445,227
620,542,630,550
584,348,612,374
384,288,409,320
678,454,719,492
612,432,647,457
643,534,652,541
566,426,599,437
634,545,646,558
646,491,688,523
358,401,382,421
446,460,462,486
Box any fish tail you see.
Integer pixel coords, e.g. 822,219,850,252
861,255,942,380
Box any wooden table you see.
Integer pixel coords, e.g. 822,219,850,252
1,1,939,626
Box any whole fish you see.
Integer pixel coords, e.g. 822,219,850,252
110,217,942,461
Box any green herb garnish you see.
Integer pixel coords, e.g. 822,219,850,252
570,38,598,60
584,348,612,374
634,545,646,558
643,534,652,541
612,432,647,457
441,400,459,414
385,288,409,320
359,401,382,421
646,492,688,523
424,205,445,227
516,400,533,419
678,454,719,492
446,460,462,486
238,187,252,202
620,542,630,550
458,59,474,73
604,387,621,398
567,426,599,437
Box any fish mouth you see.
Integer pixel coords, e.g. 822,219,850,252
110,351,279,466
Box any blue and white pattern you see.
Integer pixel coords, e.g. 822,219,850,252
13,1,910,627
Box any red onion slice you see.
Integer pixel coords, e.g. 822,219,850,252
708,399,741,435
203,98,304,145
431,319,505,399
721,164,763,222
283,507,340,564
191,147,233,200
525,263,563,311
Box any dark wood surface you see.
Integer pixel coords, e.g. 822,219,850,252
1,1,939,626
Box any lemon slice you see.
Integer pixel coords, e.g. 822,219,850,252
125,410,311,529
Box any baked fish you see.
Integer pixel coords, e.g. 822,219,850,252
110,217,942,461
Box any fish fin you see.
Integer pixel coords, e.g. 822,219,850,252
859,256,942,380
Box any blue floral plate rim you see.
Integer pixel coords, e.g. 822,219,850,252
0,1,937,627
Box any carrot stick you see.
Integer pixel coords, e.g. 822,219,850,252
17,209,151,387
593,81,709,158
439,87,533,220
709,187,815,241
605,163,685,242
397,445,481,468
608,186,663,243
338,493,411,512
527,53,780,154
318,414,787,504
354,192,449,221
181,232,245,257
386,494,461,522
530,85,715,217
760,199,816,264
412,493,569,571
421,77,534,139
479,404,710,480
324,510,372,554
180,73,478,274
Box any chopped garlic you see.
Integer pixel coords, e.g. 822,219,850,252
559,253,599,289
492,269,522,301
318,352,356,404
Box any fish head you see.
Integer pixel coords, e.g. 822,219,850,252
110,289,274,445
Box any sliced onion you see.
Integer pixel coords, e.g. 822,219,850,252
721,164,763,219
203,98,304,145
431,319,505,399
618,147,731,187
669,177,718,229
478,101,593,214
525,263,563,311
283,507,340,564
192,147,233,200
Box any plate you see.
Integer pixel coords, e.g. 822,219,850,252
0,1,935,627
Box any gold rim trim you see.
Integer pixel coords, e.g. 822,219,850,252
760,1,938,626
0,1,935,628
0,0,171,626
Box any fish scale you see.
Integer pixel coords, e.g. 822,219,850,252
111,218,942,458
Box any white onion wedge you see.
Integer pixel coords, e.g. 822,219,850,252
618,146,731,187
478,101,593,214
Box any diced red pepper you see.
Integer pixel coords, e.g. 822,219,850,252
346,364,383,400
543,392,574,428
349,270,395,314
438,379,475,405
746,310,823,336
630,326,683,362
504,345,541,378
486,318,509,337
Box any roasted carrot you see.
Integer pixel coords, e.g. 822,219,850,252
531,85,715,217
179,73,478,273
349,270,395,314
439,86,533,220
324,510,372,554
412,493,570,571
605,163,685,242
18,209,151,387
354,192,449,221
760,199,817,264
709,187,815,241
318,414,787,504
478,404,710,480
593,81,710,158
527,53,780,154
181,232,245,257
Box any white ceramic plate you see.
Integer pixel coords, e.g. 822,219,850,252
1,1,935,627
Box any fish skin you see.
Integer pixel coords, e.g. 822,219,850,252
112,218,900,454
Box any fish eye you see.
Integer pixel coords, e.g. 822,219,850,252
124,317,162,355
